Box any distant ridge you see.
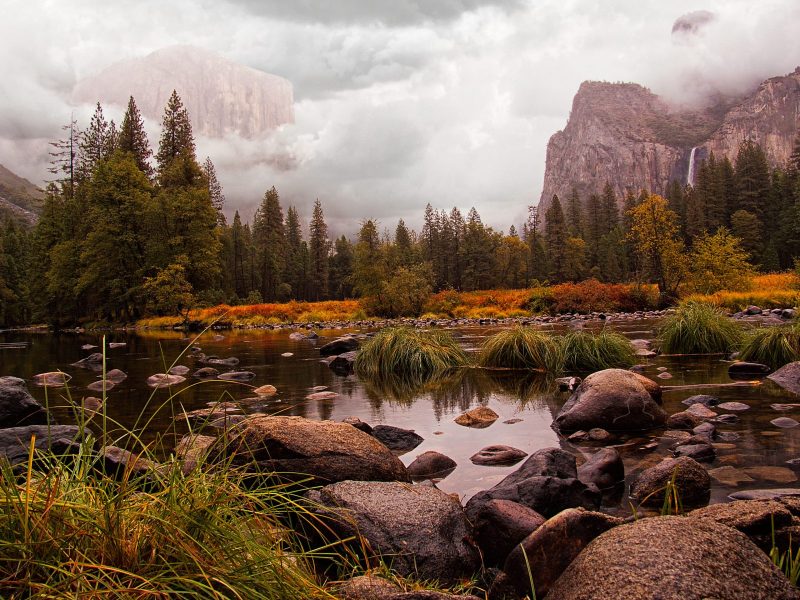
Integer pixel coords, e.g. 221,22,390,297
0,163,43,225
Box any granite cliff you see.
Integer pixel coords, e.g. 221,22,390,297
539,67,800,213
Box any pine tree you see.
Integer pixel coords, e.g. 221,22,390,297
156,90,195,177
566,187,584,238
201,157,226,225
283,206,305,300
392,219,414,268
308,199,330,300
329,236,354,299
353,219,384,297
252,187,286,301
734,139,771,218
449,207,465,289
599,183,619,235
118,96,153,179
48,117,80,197
230,211,248,298
584,193,602,267
525,205,548,282
545,195,568,281
79,102,110,180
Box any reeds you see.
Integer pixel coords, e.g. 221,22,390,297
561,330,636,372
739,324,800,369
657,301,744,355
354,327,469,380
478,327,564,373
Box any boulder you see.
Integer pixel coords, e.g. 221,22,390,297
501,508,623,599
217,371,256,381
553,369,666,433
728,361,771,378
666,410,703,430
630,456,710,507
768,362,800,395
99,445,160,480
454,406,499,428
545,516,798,600
213,415,410,484
465,448,600,521
146,373,186,388
192,367,219,378
319,336,360,356
688,499,792,550
577,448,624,490
406,451,457,480
309,481,479,584
470,445,527,466
472,499,546,566
330,351,357,375
0,425,81,466
682,394,720,407
0,376,49,428
372,425,424,454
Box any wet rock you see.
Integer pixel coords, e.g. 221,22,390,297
342,416,373,434
204,356,240,367
32,371,71,387
545,516,797,600
715,413,739,424
319,336,360,356
465,448,601,521
555,376,581,391
772,403,800,411
0,376,49,428
768,362,800,395
772,417,800,428
307,391,339,400
215,415,410,484
553,369,666,433
472,499,546,566
744,466,798,484
470,445,527,466
192,367,219,378
577,448,624,490
692,421,716,439
709,466,755,486
168,365,190,376
656,371,672,379
588,427,615,442
686,403,717,418
87,379,115,392
108,342,126,349
253,384,277,396
728,361,771,379
146,373,186,388
662,429,692,441
99,445,159,479
673,442,716,462
630,456,711,507
682,394,720,407
372,425,424,454
454,406,499,428
730,489,800,501
718,401,750,411
309,480,479,583
329,351,357,375
688,499,792,539
666,410,703,430
0,424,81,466
502,508,623,599
407,451,457,480
217,371,256,381
72,353,104,368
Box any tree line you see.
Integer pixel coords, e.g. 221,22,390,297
1,94,799,326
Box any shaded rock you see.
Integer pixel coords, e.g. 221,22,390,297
99,445,159,479
0,425,81,466
688,499,792,540
0,376,49,428
342,416,373,434
686,403,717,418
175,434,216,472
545,516,797,600
577,448,624,490
217,371,256,381
319,336,360,356
715,413,739,423
407,451,457,481
214,415,410,484
768,362,800,394
87,379,115,392
730,489,800,501
204,356,240,367
32,371,71,387
465,448,601,521
372,425,424,454
588,427,615,442
630,457,710,507
192,367,219,378
470,445,527,466
673,442,715,462
718,401,750,411
772,403,800,411
746,305,763,315
330,351,357,375
554,369,666,432
307,391,339,400
336,574,401,599
709,466,755,486
181,406,243,427
728,361,771,378
666,410,702,429
146,373,186,388
692,421,716,439
772,417,800,428
744,466,798,484
253,384,277,396
168,365,190,376
310,480,479,584
502,508,623,599
682,394,720,407
454,406,499,428
71,353,105,370
472,499,546,566
105,368,127,382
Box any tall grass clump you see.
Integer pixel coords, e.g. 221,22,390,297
657,301,744,354
739,323,800,369
479,327,564,373
560,330,636,372
354,327,469,380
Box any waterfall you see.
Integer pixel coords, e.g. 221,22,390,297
686,146,697,186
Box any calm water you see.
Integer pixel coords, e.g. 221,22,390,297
2,319,800,509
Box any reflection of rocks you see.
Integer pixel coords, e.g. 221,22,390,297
728,361,771,378
743,466,798,484
470,445,527,466
329,351,357,375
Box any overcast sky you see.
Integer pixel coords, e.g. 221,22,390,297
2,0,800,234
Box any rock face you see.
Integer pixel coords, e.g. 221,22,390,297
310,481,480,584
538,68,800,218
553,369,666,433
769,361,800,394
0,376,49,428
545,516,798,600
212,415,410,484
72,45,294,139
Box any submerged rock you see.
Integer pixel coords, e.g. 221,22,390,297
682,394,720,407
32,371,71,387
146,373,186,388
72,353,104,369
105,368,128,382
329,351,357,375
87,379,115,392
217,371,256,381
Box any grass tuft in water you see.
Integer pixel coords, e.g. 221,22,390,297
657,301,744,355
739,323,800,369
560,330,636,372
354,327,469,380
479,327,564,373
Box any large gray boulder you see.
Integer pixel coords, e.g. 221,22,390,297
545,516,798,600
768,361,800,394
553,369,666,433
309,481,480,584
465,448,600,522
212,415,410,484
0,376,49,428
0,425,81,466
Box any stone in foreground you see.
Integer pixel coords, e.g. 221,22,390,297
630,456,710,507
406,451,457,481
768,361,800,395
0,376,49,428
472,499,546,566
546,516,798,600
0,425,81,466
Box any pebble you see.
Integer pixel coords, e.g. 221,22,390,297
281,352,293,357
657,372,673,379
717,402,749,411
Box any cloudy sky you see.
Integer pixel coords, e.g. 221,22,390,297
2,0,800,234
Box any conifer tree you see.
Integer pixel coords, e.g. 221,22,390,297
545,195,568,281
566,187,584,238
734,139,771,218
201,157,226,225
230,211,248,298
118,96,153,179
330,236,354,299
353,219,384,297
252,187,286,301
79,102,110,180
48,117,80,197
156,90,195,177
525,204,548,282
308,199,330,300
283,206,305,300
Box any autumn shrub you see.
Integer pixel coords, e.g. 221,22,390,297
527,280,659,314
739,324,800,369
479,327,564,372
560,330,636,372
658,301,744,354
363,265,433,318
